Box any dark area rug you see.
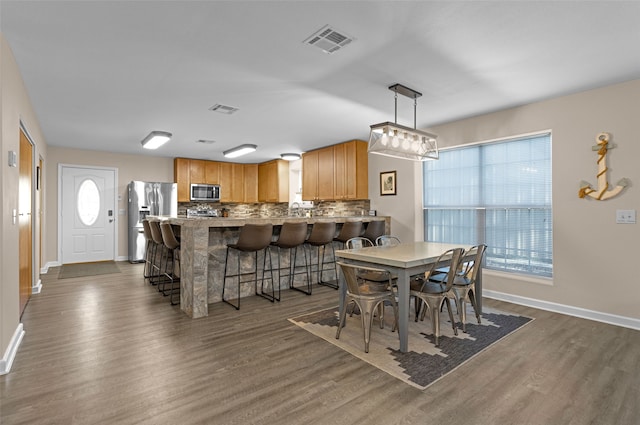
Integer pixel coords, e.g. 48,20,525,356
289,304,533,390
58,261,121,279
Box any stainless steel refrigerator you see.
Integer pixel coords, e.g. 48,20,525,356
128,181,178,263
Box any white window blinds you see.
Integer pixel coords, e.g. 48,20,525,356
423,133,552,277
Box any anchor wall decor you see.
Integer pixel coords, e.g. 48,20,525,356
578,132,629,201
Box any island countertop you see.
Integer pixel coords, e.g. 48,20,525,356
149,215,390,319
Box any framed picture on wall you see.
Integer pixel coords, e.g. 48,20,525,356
380,170,396,196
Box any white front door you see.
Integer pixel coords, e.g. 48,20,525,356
60,165,116,264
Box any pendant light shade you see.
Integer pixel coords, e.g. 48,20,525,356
368,84,438,161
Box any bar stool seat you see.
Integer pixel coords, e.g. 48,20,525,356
222,224,274,310
304,222,337,290
268,222,311,296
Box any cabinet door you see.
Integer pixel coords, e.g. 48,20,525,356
205,161,220,184
190,160,205,184
317,146,334,200
174,158,190,202
258,161,275,202
218,162,233,202
302,150,318,201
244,164,258,203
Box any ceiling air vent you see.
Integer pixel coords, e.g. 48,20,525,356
304,25,355,54
196,139,216,145
209,104,239,114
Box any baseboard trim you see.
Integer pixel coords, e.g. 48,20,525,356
42,261,61,274
0,323,25,375
32,278,42,295
484,290,640,331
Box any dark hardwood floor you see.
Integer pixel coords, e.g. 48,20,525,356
1,262,639,424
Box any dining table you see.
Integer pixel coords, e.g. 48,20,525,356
335,241,477,353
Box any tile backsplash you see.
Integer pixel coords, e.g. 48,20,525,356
178,200,371,218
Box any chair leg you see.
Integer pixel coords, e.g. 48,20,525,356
222,248,240,310
290,245,311,295
468,288,481,324
257,247,278,302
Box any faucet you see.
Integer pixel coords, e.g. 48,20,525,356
290,202,301,217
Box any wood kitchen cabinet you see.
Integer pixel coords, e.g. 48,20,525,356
302,146,334,201
334,140,368,200
258,159,289,202
244,164,258,203
204,161,220,184
219,162,245,203
174,158,191,202
302,140,367,201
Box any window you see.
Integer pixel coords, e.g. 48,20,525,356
423,132,552,277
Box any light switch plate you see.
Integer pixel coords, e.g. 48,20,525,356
616,209,636,224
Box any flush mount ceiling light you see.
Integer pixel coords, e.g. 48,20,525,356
141,131,172,150
280,153,301,161
223,144,257,159
368,84,438,161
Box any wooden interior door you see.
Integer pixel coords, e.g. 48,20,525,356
19,129,33,315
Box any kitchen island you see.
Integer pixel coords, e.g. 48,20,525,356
154,215,390,318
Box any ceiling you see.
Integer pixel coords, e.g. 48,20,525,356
2,1,639,163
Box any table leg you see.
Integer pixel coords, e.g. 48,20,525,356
396,269,409,352
338,264,346,327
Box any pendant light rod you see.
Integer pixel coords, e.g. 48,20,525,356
388,83,422,129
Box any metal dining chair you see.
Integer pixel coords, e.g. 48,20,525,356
410,247,464,346
336,261,398,353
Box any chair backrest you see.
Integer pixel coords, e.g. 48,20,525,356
421,247,464,292
362,220,385,242
235,224,274,251
460,244,487,282
149,220,164,245
142,220,152,241
306,221,336,245
345,237,374,249
375,235,401,246
160,222,180,250
276,222,308,248
335,221,363,242
337,262,392,296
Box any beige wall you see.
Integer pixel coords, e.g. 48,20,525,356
370,79,640,324
44,147,174,266
1,34,47,370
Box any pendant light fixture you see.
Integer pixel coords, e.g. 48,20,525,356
368,83,438,161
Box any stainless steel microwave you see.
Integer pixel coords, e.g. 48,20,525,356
190,184,220,202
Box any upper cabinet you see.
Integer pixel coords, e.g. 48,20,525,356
174,158,191,202
244,164,259,203
302,140,367,201
258,159,289,203
302,146,334,201
219,162,245,203
334,140,368,200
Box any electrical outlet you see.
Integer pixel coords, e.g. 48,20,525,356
616,209,636,224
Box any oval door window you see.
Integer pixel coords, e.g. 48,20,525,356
77,178,100,226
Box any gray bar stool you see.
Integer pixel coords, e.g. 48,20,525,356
148,220,167,287
268,222,311,296
160,222,180,305
142,220,155,280
304,221,337,289
362,220,385,244
222,224,274,310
